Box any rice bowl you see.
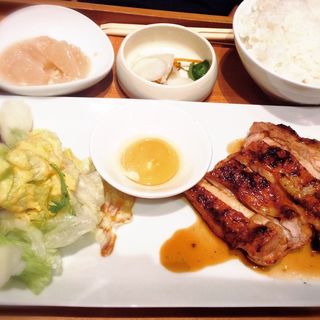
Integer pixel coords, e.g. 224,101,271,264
233,0,320,105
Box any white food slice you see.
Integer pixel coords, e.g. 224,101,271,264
0,244,26,288
131,53,174,83
0,100,33,147
166,76,193,86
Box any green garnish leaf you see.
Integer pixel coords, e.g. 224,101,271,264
48,163,74,215
188,60,210,81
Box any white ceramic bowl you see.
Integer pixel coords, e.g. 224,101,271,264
116,23,217,102
0,5,114,96
90,103,212,198
233,0,320,105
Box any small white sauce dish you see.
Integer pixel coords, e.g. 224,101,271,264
116,23,218,101
0,5,114,96
90,103,212,199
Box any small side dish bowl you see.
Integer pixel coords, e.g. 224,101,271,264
116,23,217,101
0,5,114,96
233,0,320,105
90,103,212,199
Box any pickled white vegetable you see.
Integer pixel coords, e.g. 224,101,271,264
131,54,174,83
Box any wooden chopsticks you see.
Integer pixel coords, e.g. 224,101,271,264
100,23,234,42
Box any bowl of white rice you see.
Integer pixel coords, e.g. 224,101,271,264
233,0,320,105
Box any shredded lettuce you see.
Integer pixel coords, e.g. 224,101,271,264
44,171,104,249
0,216,61,294
0,135,106,293
15,244,52,295
0,102,113,294
48,163,74,215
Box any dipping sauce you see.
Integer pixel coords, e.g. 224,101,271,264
121,137,179,186
0,36,90,85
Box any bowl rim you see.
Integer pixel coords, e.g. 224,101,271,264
0,4,114,95
117,22,217,90
233,0,320,90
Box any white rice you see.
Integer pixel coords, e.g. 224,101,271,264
239,0,320,86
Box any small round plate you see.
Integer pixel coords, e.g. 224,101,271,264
0,5,114,96
90,103,212,199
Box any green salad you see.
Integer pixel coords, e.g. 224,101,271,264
0,100,126,294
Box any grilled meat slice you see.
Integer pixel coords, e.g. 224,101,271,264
238,140,320,231
185,180,289,266
185,121,320,265
206,157,311,249
245,122,320,180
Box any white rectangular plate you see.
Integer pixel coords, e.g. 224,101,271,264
1,96,320,308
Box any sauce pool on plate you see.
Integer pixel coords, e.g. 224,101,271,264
160,217,234,272
161,212,320,278
227,138,244,154
121,137,179,186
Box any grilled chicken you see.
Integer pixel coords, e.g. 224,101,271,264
185,122,320,266
185,180,289,266
238,140,320,231
245,122,320,180
206,156,311,250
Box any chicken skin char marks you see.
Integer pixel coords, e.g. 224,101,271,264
185,122,320,266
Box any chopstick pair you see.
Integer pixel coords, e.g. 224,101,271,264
100,23,234,42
